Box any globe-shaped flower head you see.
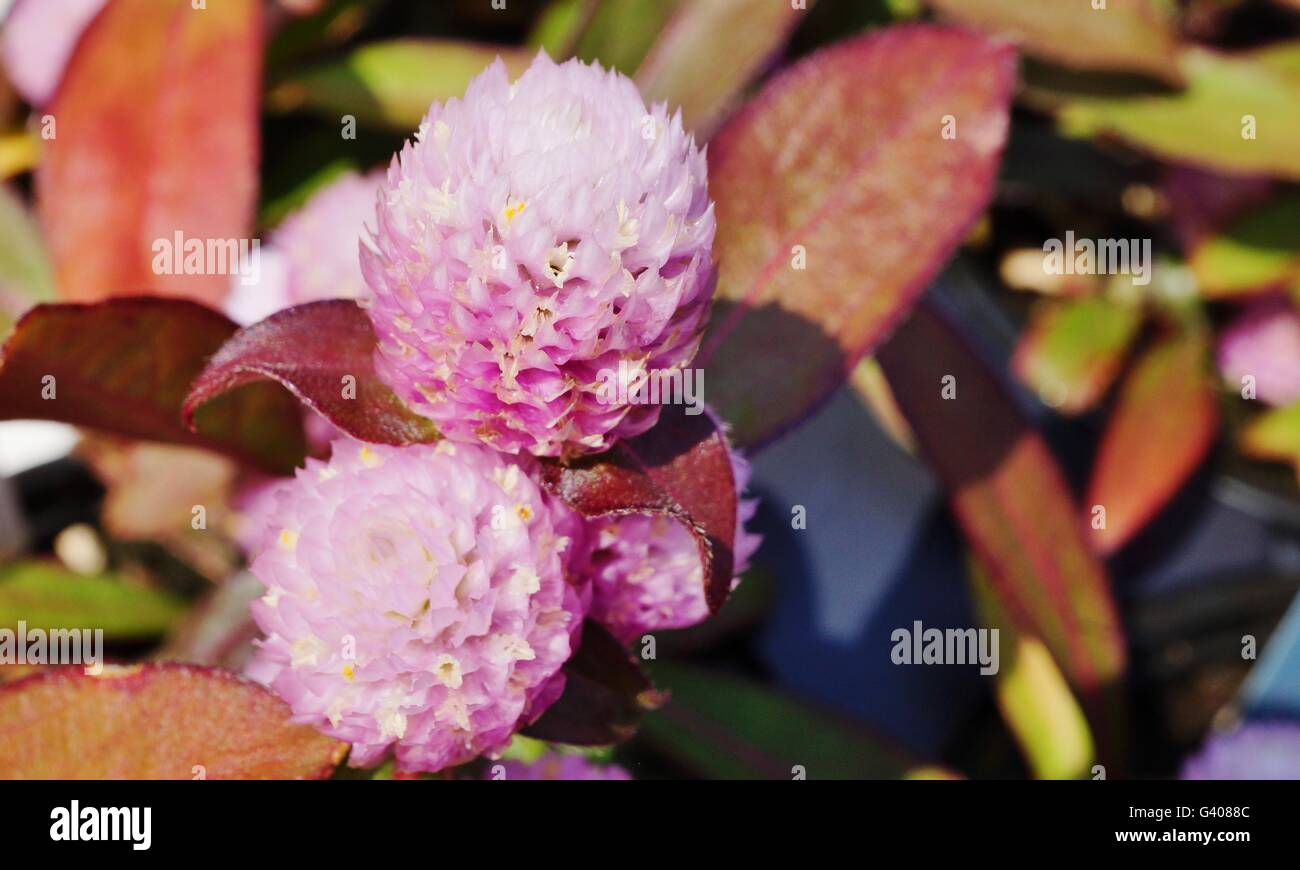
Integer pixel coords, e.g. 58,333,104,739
361,51,716,457
245,438,587,773
585,425,760,644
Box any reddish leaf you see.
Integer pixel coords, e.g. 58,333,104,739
0,663,346,779
699,25,1016,449
37,0,261,306
1085,334,1220,556
524,621,664,746
877,303,1127,758
0,299,306,474
183,300,440,446
540,403,738,612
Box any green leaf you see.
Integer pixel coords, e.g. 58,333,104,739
268,39,532,131
1239,401,1300,481
265,0,381,76
577,1,676,72
636,0,811,135
1085,333,1220,556
527,0,594,58
968,555,1095,779
1059,46,1300,180
0,562,185,639
1011,296,1142,414
927,0,1181,82
259,159,357,230
640,662,930,779
1190,193,1300,296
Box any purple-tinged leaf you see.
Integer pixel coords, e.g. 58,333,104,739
877,303,1127,759
524,621,665,746
0,298,305,474
183,300,440,447
698,25,1016,449
1161,165,1274,253
540,403,738,612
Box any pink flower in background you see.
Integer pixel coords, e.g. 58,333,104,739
585,433,759,644
1181,722,1300,779
0,0,106,106
1217,298,1300,407
490,753,631,780
226,170,383,326
361,51,716,456
245,438,588,773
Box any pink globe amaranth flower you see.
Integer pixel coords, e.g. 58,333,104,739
1217,298,1300,407
360,51,716,457
226,170,383,326
244,438,588,773
0,0,107,106
1181,722,1300,780
585,441,760,645
490,753,631,780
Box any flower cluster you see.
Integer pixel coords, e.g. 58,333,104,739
242,53,757,775
246,439,585,772
360,51,716,457
587,447,760,644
